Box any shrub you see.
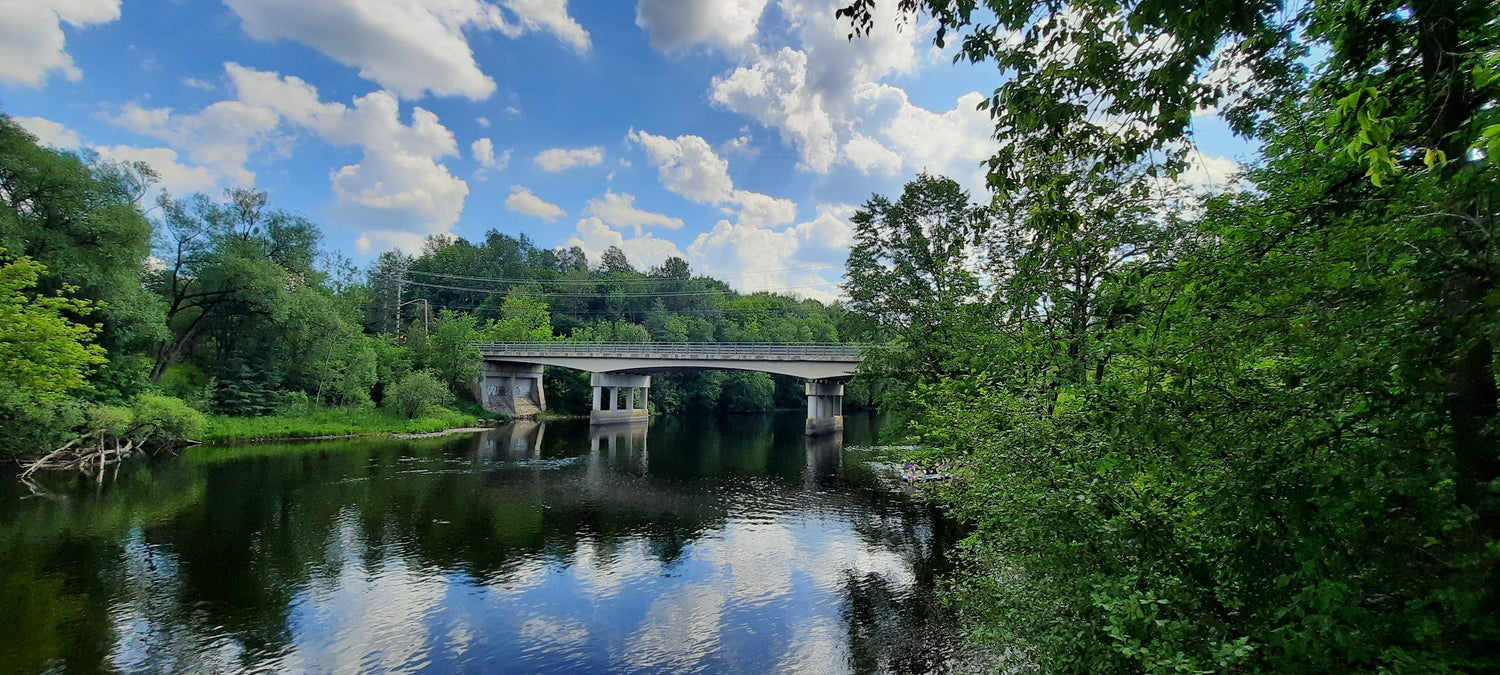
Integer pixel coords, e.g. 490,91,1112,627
130,393,205,442
86,404,135,439
383,370,453,419
276,390,314,416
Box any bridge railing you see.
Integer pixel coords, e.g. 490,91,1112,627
476,342,873,359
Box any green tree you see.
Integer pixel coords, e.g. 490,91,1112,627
840,0,1499,670
0,252,106,403
419,309,484,393
149,189,320,380
845,174,994,392
570,319,650,343
0,114,166,354
276,286,378,405
483,296,555,342
0,252,109,453
721,371,775,412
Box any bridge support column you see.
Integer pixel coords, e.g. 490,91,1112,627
591,373,650,425
477,362,545,417
805,380,844,435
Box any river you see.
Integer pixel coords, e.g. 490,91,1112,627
0,412,963,674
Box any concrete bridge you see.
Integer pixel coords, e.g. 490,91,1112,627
474,342,867,434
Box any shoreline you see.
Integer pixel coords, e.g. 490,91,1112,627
204,422,506,446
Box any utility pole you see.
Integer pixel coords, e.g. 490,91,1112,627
400,298,431,336
394,264,404,339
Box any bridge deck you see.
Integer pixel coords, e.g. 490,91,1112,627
475,343,868,432
477,342,868,361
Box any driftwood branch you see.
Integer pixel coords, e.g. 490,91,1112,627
18,426,184,479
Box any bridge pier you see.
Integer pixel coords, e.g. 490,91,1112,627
805,380,845,435
477,362,546,417
476,420,545,462
590,372,650,425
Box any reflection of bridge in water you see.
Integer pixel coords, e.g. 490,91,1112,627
474,418,841,478
474,343,867,434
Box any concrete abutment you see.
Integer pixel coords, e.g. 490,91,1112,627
477,362,546,417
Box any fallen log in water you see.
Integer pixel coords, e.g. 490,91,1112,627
20,434,136,479
18,426,201,479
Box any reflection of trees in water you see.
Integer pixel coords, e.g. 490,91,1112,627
826,466,965,673
839,504,962,675
842,566,957,674
0,459,220,673
0,411,957,673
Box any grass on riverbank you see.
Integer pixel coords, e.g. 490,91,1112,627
200,404,482,444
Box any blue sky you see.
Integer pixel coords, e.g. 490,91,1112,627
2,0,1249,300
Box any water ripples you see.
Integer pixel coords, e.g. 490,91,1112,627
3,413,960,674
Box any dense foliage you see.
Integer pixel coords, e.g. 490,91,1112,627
842,0,1497,671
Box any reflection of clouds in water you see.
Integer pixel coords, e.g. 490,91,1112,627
568,539,659,600
274,505,921,674
705,521,796,604
778,620,852,675
443,618,478,659
624,583,727,672
109,529,252,674
483,556,551,594
110,493,930,673
519,616,590,652
271,510,450,674
611,510,922,673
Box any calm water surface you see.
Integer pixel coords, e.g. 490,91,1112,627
0,412,960,674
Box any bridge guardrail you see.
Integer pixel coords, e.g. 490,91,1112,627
476,342,876,359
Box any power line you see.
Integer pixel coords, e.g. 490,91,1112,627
400,265,845,286
398,277,842,298
409,302,838,316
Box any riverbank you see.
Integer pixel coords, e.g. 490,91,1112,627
200,405,487,444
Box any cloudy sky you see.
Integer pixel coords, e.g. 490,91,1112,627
2,0,1246,300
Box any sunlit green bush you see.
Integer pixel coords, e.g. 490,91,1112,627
383,370,454,419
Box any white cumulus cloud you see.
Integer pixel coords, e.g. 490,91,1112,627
93,145,221,194
857,86,996,193
105,99,282,187
224,0,589,100
842,131,901,176
711,47,841,172
628,129,796,227
703,0,999,191
471,137,511,179
500,0,591,53
90,63,472,252
533,146,604,172
585,191,684,232
1176,151,1240,191
687,203,854,302
228,63,468,251
505,185,565,221
628,129,736,203
563,216,684,271
15,116,233,196
13,116,82,149
0,0,120,87
634,0,768,56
